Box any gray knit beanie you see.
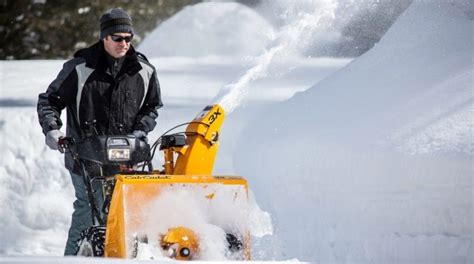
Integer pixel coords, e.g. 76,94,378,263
99,8,134,39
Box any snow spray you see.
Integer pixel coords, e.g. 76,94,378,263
215,0,339,114
133,186,271,260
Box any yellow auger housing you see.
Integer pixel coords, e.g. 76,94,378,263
104,105,251,260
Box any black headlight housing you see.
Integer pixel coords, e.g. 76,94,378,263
75,135,150,166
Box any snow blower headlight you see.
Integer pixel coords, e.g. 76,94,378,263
108,149,130,161
107,138,131,161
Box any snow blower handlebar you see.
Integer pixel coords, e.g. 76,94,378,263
58,135,151,169
56,105,224,175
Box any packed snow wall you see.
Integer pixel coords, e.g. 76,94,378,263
234,0,473,262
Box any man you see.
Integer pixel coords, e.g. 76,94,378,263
37,8,162,255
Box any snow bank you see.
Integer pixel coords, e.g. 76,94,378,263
0,108,72,255
234,0,473,262
138,2,274,58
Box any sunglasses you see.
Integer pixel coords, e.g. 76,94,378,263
110,35,133,43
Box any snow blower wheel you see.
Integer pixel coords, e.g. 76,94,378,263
75,226,106,257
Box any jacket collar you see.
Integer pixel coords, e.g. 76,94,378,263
74,41,142,77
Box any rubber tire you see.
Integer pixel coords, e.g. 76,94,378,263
75,226,106,257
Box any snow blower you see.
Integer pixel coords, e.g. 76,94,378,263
60,104,250,260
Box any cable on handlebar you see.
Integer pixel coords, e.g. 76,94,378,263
142,121,208,172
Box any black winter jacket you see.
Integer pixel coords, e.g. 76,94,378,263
37,41,163,173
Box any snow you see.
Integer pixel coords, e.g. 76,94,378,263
138,2,274,58
122,184,264,260
233,0,473,262
215,1,339,114
1,0,473,263
0,258,300,264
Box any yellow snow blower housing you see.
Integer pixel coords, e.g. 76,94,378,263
103,105,251,260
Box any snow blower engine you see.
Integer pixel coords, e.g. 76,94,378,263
59,104,250,260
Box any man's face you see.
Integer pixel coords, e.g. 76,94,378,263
103,32,133,58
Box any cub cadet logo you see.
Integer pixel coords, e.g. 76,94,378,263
124,175,171,180
208,109,221,125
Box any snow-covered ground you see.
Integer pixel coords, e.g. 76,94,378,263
1,0,473,263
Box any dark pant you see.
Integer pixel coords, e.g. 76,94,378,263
64,171,104,255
